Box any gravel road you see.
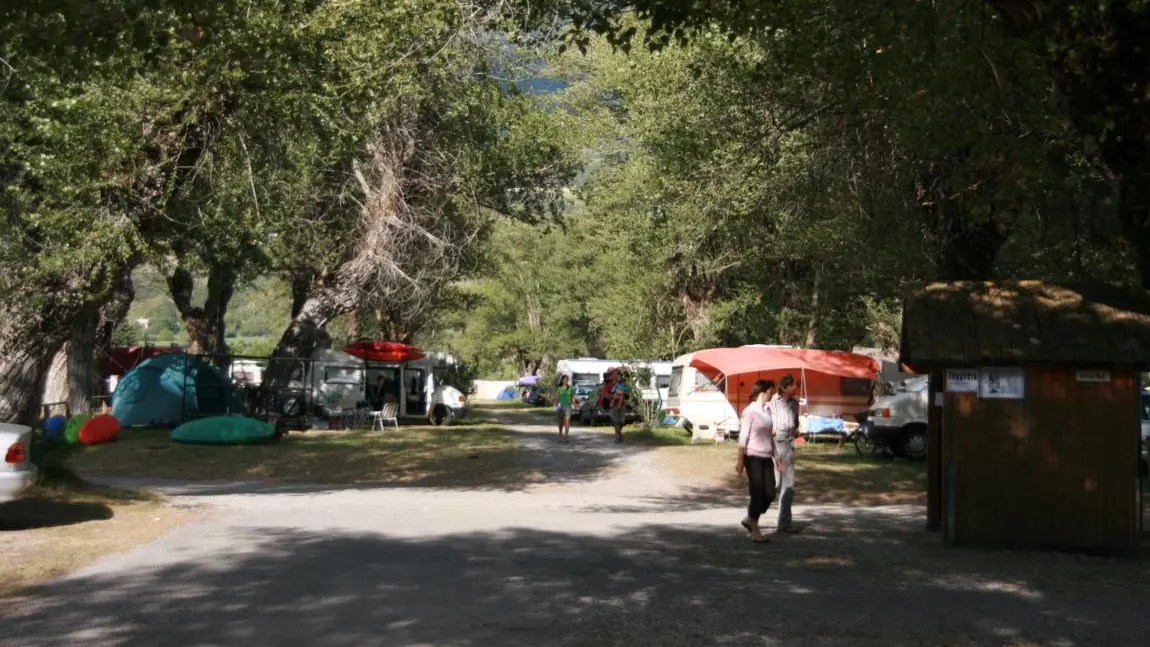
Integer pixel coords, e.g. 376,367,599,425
4,412,1149,646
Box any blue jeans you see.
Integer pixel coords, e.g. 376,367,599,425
775,441,796,529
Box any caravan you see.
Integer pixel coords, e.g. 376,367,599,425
667,352,738,439
667,346,877,442
555,358,626,386
633,360,673,407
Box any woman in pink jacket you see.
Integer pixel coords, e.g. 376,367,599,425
735,379,782,542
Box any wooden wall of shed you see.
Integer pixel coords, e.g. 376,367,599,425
942,368,1141,552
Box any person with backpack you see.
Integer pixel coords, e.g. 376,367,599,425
607,373,632,443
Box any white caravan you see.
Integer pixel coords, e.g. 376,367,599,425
666,351,739,440
632,360,673,406
555,358,627,386
364,351,468,425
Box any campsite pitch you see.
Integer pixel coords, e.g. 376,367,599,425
0,481,201,614
68,425,532,489
649,442,928,506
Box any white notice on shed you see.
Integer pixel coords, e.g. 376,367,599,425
946,369,979,393
979,367,1025,399
1075,369,1111,383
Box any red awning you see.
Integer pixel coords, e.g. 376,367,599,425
689,347,878,380
106,345,181,376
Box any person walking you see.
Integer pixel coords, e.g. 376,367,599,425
768,373,801,533
607,371,631,443
555,375,574,443
735,379,781,543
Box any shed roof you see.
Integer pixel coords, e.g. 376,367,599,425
899,281,1150,369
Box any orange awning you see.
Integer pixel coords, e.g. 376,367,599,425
689,347,878,379
690,347,879,419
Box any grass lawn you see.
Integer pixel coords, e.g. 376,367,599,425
69,424,529,489
467,399,539,410
0,479,199,613
649,440,927,506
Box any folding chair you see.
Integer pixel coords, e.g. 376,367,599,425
372,402,399,431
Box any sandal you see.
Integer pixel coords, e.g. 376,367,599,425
749,534,771,543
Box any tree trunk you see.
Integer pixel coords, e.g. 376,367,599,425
370,305,416,343
916,159,1009,281
289,271,313,320
66,312,100,414
804,268,821,349
265,276,359,390
168,263,236,356
42,349,69,413
347,310,359,340
40,267,135,415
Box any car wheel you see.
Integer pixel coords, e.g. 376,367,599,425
855,434,882,457
429,404,453,427
281,396,302,417
900,426,928,460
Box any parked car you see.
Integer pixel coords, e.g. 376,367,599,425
521,386,549,407
1,423,37,504
578,386,643,426
571,383,598,416
858,375,928,459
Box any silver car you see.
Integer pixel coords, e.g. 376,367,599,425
1,423,37,503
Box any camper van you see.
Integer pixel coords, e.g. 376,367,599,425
667,351,739,440
363,351,468,425
300,348,467,426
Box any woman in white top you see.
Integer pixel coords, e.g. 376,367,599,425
735,379,782,542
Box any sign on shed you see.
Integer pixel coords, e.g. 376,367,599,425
1075,369,1112,383
978,367,1025,399
945,369,978,393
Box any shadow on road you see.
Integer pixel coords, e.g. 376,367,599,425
0,498,114,531
5,521,1149,647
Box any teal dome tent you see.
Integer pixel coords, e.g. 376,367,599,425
110,353,245,428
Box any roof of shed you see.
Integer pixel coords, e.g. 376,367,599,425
899,281,1150,369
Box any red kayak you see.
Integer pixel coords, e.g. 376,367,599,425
343,340,427,363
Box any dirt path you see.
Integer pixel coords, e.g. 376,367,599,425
4,408,1150,646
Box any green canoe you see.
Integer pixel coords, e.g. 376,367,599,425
171,416,277,445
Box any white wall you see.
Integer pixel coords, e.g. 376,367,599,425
472,379,516,401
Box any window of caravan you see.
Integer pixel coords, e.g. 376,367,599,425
572,372,599,384
840,377,873,396
668,367,684,398
695,370,723,392
655,375,671,389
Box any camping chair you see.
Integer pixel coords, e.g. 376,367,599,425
372,402,399,431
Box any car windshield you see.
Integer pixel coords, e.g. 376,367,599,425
901,376,929,393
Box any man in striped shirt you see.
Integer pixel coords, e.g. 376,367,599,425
767,374,801,532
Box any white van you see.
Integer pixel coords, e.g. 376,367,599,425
555,358,626,386
364,351,468,425
666,351,738,441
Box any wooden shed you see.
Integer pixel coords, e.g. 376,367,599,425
899,281,1148,553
